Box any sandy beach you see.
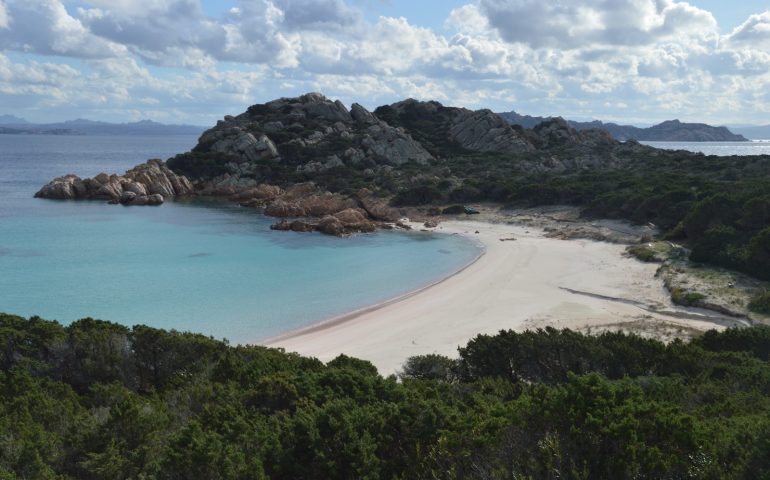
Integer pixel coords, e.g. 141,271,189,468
267,220,744,375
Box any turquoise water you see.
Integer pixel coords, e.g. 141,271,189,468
0,135,482,343
642,140,770,156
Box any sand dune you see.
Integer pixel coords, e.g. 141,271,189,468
267,221,740,375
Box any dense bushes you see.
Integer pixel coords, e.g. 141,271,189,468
166,151,241,179
749,290,770,315
4,313,770,478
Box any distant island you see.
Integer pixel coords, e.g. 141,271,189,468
497,111,749,142
0,116,205,136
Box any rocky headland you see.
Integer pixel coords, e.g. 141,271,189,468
36,92,659,235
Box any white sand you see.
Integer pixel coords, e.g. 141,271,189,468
266,221,738,375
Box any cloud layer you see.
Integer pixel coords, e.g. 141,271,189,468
1,0,769,125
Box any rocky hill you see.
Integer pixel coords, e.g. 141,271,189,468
33,92,770,290
498,111,748,142
34,92,665,235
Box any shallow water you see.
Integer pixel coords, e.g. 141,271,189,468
0,135,481,342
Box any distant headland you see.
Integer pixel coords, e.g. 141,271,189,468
0,116,205,136
497,111,749,142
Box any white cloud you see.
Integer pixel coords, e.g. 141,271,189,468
725,11,770,48
75,0,361,69
478,0,717,49
0,1,9,29
78,0,187,17
1,0,770,125
0,0,124,58
446,4,490,35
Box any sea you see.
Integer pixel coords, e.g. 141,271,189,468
0,134,482,343
642,140,770,156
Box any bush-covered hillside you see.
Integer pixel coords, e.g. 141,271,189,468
3,313,770,479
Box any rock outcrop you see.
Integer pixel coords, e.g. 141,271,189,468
199,128,280,163
529,117,615,149
35,159,193,205
247,183,387,235
448,108,534,154
271,208,377,236
34,91,697,235
180,92,434,185
379,98,537,156
353,189,400,222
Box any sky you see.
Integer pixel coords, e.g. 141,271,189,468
2,1,770,126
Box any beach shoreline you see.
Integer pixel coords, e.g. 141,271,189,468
267,218,745,375
261,233,486,345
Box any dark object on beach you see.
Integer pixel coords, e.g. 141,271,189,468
442,205,480,215
442,205,465,215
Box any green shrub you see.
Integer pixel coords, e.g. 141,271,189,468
167,151,240,179
749,290,770,315
400,354,456,381
391,185,444,206
671,288,706,306
627,244,657,262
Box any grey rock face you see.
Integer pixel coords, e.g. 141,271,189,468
449,109,535,154
119,191,137,204
207,129,279,163
184,92,434,181
361,124,433,165
35,159,192,205
350,103,378,125
34,174,83,199
297,155,345,173
304,98,353,123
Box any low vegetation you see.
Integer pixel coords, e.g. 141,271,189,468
750,289,770,315
4,313,770,478
670,287,707,306
627,244,659,262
